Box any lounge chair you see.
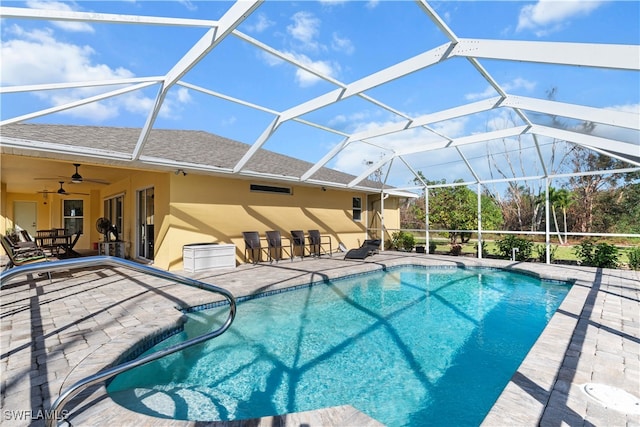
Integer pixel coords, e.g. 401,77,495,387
290,230,308,260
308,229,332,257
344,239,382,260
8,230,39,252
242,231,267,264
1,234,51,279
265,230,290,263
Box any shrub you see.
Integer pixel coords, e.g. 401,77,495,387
390,231,415,251
593,243,619,269
534,243,557,263
628,246,640,270
495,235,533,261
429,241,437,254
402,233,415,251
574,239,619,268
450,244,462,256
574,238,596,265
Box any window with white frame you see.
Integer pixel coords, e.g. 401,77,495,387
63,200,84,234
352,197,362,221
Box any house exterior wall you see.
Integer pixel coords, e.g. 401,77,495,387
159,173,384,271
1,158,402,270
1,189,93,251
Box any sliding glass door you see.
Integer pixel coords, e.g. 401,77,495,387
137,187,154,261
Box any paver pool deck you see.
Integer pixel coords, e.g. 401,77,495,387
1,252,638,426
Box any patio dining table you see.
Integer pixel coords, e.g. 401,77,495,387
35,229,73,257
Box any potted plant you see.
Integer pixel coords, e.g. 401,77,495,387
402,233,416,252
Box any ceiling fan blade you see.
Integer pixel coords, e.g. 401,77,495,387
77,178,110,185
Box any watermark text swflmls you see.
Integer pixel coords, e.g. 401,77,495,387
3,409,70,421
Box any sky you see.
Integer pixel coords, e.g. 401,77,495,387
1,0,639,190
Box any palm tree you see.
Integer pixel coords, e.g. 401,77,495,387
536,187,564,245
555,189,574,244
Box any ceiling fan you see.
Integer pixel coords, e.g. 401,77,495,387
37,181,89,196
34,163,110,185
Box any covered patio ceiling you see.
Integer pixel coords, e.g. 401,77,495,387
1,0,639,194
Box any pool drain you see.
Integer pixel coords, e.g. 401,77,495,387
582,383,640,414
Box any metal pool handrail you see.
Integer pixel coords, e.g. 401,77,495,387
0,256,237,427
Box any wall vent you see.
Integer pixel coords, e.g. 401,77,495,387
250,184,292,195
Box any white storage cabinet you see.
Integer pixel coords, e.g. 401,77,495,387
183,243,236,272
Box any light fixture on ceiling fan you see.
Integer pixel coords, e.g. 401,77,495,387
37,181,89,196
71,163,83,183
34,163,111,185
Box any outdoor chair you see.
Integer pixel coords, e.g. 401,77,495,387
64,231,83,258
7,230,39,252
242,231,267,264
308,229,332,257
19,230,38,247
290,230,308,260
344,239,382,260
265,230,291,263
1,235,52,279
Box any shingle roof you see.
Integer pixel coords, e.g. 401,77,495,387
0,123,386,191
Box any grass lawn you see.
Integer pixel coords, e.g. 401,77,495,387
419,238,638,268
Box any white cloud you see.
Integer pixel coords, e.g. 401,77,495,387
365,1,380,10
606,103,640,114
245,13,275,33
1,24,190,122
222,115,237,126
485,109,519,132
465,86,498,102
331,32,354,55
174,87,192,104
281,51,340,87
517,0,605,36
318,0,348,6
503,77,537,93
178,0,197,12
26,0,94,33
466,77,536,101
257,10,350,87
287,11,321,50
328,110,379,130
330,117,468,183
1,25,130,85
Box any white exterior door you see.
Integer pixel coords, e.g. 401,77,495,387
13,202,38,236
14,201,37,236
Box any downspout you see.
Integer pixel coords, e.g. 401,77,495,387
380,192,389,252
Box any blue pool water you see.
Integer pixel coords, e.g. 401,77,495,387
107,266,570,426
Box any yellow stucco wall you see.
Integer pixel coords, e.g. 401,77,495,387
1,156,401,269
159,173,380,270
1,192,93,253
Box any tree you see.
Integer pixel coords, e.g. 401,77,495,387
428,181,477,244
536,187,572,245
401,176,503,244
568,148,625,232
555,188,574,243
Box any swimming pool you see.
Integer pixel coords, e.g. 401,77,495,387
107,266,570,426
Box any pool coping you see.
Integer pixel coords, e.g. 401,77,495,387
1,252,638,426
